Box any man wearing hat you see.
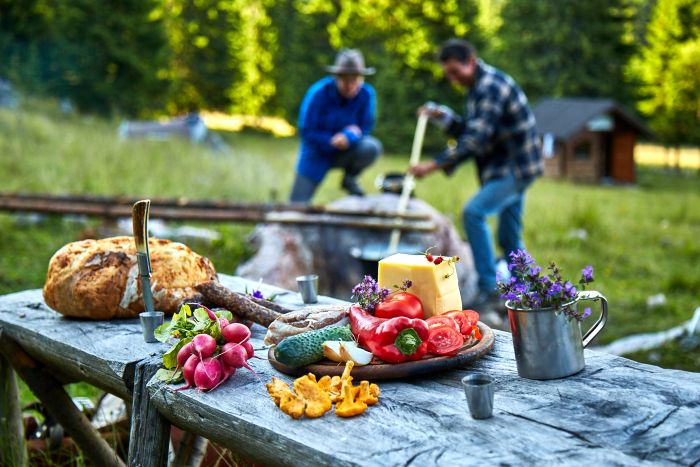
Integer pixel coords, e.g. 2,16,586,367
410,39,543,314
289,49,382,203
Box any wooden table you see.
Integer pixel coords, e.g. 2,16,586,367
2,275,699,466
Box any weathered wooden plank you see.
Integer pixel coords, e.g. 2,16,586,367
3,275,699,466
0,275,328,400
0,195,435,231
127,357,170,467
0,352,27,467
0,289,168,399
148,329,700,466
0,331,126,467
0,192,432,220
218,275,345,310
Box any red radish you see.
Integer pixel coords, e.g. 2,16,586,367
220,342,254,371
218,317,230,329
194,358,223,391
242,341,254,359
200,305,219,322
192,334,216,359
211,364,236,390
222,323,251,344
176,342,194,368
176,354,200,390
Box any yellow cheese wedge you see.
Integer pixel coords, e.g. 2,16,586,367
378,253,462,318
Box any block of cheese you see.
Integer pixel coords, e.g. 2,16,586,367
378,253,462,318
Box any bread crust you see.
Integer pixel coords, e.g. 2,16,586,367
43,236,217,319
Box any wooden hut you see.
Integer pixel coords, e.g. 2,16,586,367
533,98,653,183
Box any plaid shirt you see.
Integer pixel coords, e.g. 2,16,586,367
434,60,543,183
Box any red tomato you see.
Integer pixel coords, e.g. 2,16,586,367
374,292,424,319
443,311,471,336
462,310,480,327
427,325,464,355
425,316,460,332
470,325,482,341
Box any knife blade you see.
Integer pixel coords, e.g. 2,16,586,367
132,199,155,313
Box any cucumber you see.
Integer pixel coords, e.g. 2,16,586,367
274,325,354,368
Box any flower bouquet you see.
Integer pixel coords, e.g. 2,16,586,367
497,250,608,380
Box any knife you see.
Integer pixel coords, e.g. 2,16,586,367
132,199,155,313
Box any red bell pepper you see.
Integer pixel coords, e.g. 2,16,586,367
349,305,430,363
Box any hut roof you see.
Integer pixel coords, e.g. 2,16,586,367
533,97,653,140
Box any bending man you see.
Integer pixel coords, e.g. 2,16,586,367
410,39,543,309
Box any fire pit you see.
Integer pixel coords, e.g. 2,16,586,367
236,194,478,303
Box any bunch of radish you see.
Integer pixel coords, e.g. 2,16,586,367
176,322,254,391
154,303,256,392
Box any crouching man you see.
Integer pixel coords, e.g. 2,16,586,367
289,49,382,203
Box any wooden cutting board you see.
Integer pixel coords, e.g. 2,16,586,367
267,322,495,380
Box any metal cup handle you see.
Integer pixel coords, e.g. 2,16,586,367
577,290,608,348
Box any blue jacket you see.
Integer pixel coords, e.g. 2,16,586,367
296,76,376,182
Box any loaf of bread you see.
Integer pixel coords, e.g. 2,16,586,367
43,236,217,320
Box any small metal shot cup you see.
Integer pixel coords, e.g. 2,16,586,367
296,274,319,304
462,373,495,419
140,311,164,343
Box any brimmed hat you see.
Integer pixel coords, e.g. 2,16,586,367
325,49,376,76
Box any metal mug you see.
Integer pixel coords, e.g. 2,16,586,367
507,291,608,380
462,374,495,419
139,311,164,343
296,274,319,304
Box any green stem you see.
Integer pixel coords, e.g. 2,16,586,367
394,328,422,355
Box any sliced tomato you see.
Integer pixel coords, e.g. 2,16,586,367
462,309,480,327
443,310,471,336
426,316,459,332
470,325,482,341
427,325,464,356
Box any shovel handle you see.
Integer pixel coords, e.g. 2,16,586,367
388,113,429,254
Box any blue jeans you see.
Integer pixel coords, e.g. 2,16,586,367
289,136,382,203
464,173,533,293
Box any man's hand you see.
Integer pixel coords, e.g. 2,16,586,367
409,160,439,179
331,132,349,150
417,103,446,119
344,125,362,138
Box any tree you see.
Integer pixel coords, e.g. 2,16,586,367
628,0,700,146
0,0,170,116
495,0,637,105
275,0,483,151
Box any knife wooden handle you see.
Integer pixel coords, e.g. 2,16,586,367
132,200,151,255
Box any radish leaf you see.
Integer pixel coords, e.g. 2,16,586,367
155,368,183,384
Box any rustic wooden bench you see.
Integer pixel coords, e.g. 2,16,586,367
2,275,699,466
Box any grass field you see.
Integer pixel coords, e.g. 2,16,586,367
1,100,699,412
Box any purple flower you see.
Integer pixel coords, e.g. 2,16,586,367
352,275,389,312
528,265,542,279
501,292,519,301
495,251,597,318
526,291,542,308
547,282,563,297
250,289,264,300
582,307,592,319
507,249,534,274
564,281,577,299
